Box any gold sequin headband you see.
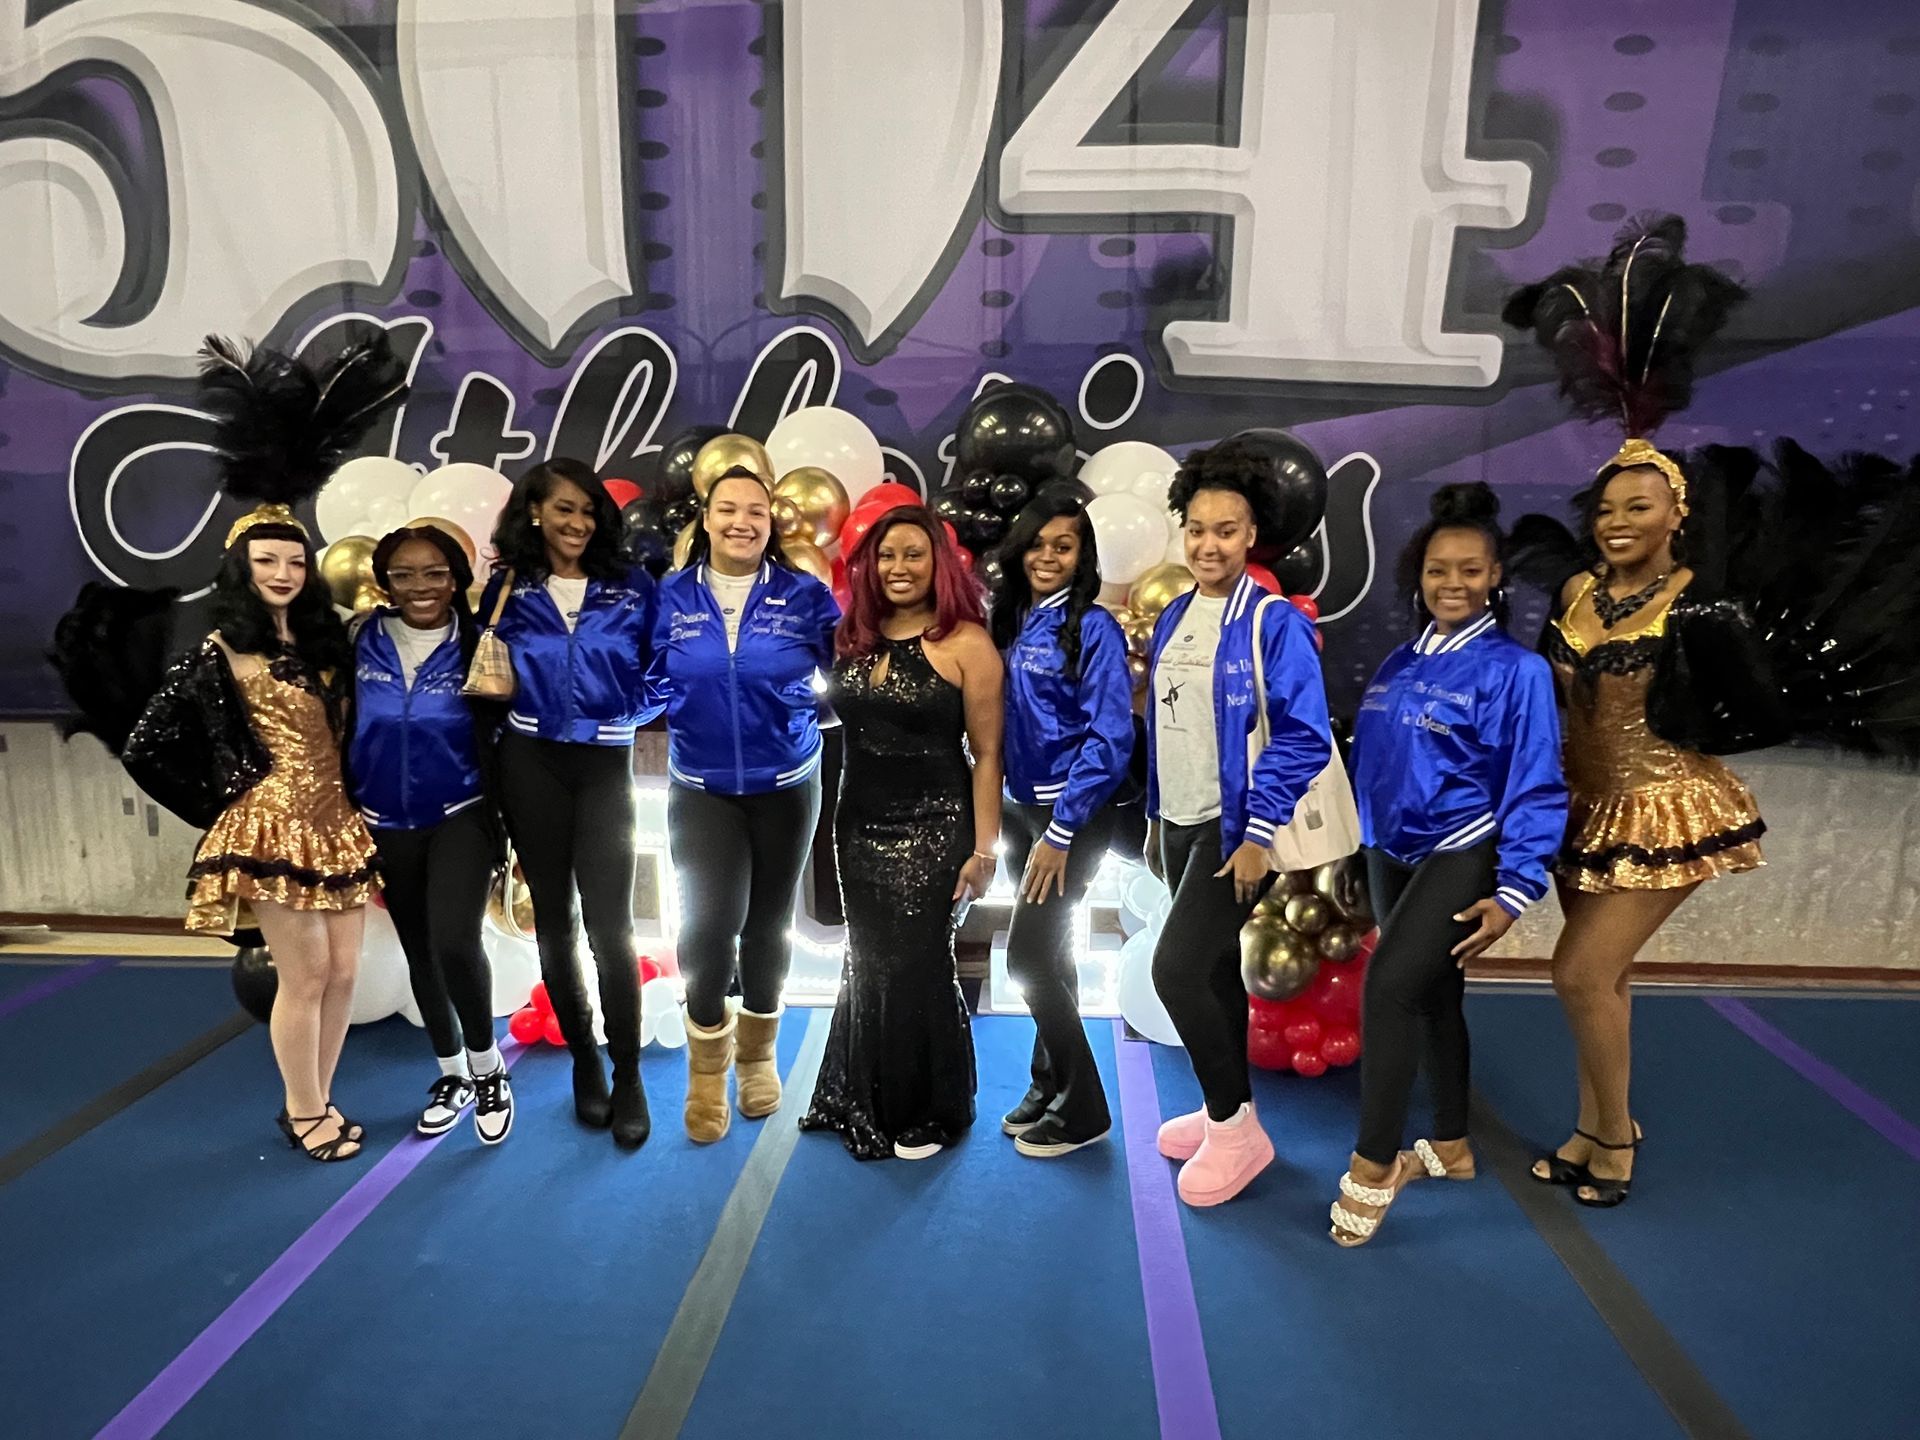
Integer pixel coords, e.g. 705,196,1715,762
1599,438,1689,517
225,503,310,548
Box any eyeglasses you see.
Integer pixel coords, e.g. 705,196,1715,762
386,567,454,586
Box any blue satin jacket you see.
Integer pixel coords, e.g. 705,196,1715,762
479,566,660,746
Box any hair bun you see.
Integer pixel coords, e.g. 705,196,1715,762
1429,481,1500,525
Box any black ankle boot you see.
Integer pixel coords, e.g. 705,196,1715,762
571,1046,612,1128
610,1065,650,1149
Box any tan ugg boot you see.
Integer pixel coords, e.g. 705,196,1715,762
734,1006,783,1119
683,1013,735,1143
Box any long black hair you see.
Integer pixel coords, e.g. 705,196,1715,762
488,458,628,581
988,488,1102,679
371,524,479,659
1394,482,1509,630
681,466,795,572
206,522,354,719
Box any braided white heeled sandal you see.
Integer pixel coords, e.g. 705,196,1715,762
1328,1158,1409,1248
1412,1137,1475,1181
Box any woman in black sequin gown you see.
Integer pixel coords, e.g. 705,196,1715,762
802,507,1004,1160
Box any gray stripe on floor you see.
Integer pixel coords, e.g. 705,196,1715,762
1470,1093,1753,1440
620,1006,831,1439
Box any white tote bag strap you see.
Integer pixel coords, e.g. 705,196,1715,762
1246,594,1361,873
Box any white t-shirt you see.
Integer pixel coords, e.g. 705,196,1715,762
706,567,757,652
547,576,588,633
1152,592,1226,826
384,617,453,690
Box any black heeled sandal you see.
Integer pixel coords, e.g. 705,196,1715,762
1531,1130,1598,1187
1575,1130,1642,1208
285,1112,363,1163
326,1101,364,1143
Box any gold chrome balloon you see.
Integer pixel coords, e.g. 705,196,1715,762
1312,858,1373,925
486,860,536,939
409,515,478,566
319,535,379,608
351,582,387,614
691,433,774,499
770,495,808,539
771,465,851,548
1239,913,1320,1002
1284,893,1332,936
672,521,697,569
1128,562,1195,621
1123,614,1156,656
1127,653,1150,690
783,538,833,585
1319,923,1361,963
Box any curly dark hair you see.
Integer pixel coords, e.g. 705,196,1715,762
680,466,797,573
488,458,628,581
988,488,1102,680
1394,482,1509,630
1166,438,1291,540
206,522,353,723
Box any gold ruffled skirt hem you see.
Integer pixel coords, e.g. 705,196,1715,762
185,803,380,935
1557,777,1766,893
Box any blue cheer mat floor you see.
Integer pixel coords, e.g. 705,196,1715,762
0,953,1912,1439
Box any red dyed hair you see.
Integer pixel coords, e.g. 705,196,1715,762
835,504,985,659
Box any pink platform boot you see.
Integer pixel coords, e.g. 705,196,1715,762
1157,1108,1208,1161
1176,1103,1275,1207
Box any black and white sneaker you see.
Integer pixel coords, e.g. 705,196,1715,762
1001,1088,1051,1137
473,1068,514,1146
1013,1114,1111,1159
418,1074,475,1135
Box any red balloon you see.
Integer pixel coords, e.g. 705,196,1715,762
1247,996,1289,1032
1246,562,1282,595
530,982,553,1017
830,556,850,610
838,508,880,555
1287,593,1320,621
541,1011,566,1046
507,1007,543,1045
1248,1024,1293,1071
604,478,643,510
852,482,921,517
1320,1024,1361,1067
1308,965,1363,1019
1282,1015,1323,1051
1291,1048,1330,1078
637,956,663,986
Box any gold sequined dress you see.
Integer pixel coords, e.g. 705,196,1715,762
184,649,379,934
1546,574,1765,892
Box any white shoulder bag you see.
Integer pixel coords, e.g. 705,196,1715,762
1246,595,1362,873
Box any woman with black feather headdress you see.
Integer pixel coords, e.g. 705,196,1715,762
53,333,408,1164
1502,215,1765,1208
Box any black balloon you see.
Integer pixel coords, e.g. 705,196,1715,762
977,554,1006,591
1231,427,1328,555
1273,536,1324,593
965,506,1008,549
621,510,671,576
960,469,995,505
231,945,276,1023
931,487,968,525
663,496,700,533
657,424,727,507
954,384,1077,487
988,473,1030,514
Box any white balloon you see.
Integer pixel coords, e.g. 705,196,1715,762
349,901,413,1024
1080,440,1177,500
642,977,687,1049
482,929,542,1018
1117,929,1182,1048
765,407,885,507
319,456,418,544
1165,522,1190,566
1122,868,1170,925
1130,472,1172,511
408,463,513,577
366,496,410,537
1087,492,1170,586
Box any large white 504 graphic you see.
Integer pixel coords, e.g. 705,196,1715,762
1,0,1528,387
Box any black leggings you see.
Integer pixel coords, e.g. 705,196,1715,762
669,777,821,1029
1002,801,1115,1133
498,734,641,1067
1354,841,1496,1165
372,807,497,1060
1151,821,1276,1121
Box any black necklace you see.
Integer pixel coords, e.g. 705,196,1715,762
1591,566,1670,629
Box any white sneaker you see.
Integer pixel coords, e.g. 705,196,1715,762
893,1139,944,1161
418,1074,475,1135
473,1068,514,1146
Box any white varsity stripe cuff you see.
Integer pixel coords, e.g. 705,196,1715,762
1244,815,1279,844
1041,822,1074,850
1494,886,1535,918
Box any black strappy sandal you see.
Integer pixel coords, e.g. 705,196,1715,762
1575,1130,1643,1208
326,1102,365,1142
286,1112,363,1163
1531,1130,1598,1186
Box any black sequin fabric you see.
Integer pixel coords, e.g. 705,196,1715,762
122,640,274,831
801,635,977,1159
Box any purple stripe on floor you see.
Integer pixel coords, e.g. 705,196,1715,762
1112,1019,1221,1440
0,957,119,1022
95,1043,526,1440
1708,998,1920,1163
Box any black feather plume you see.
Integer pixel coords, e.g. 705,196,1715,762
196,331,409,508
